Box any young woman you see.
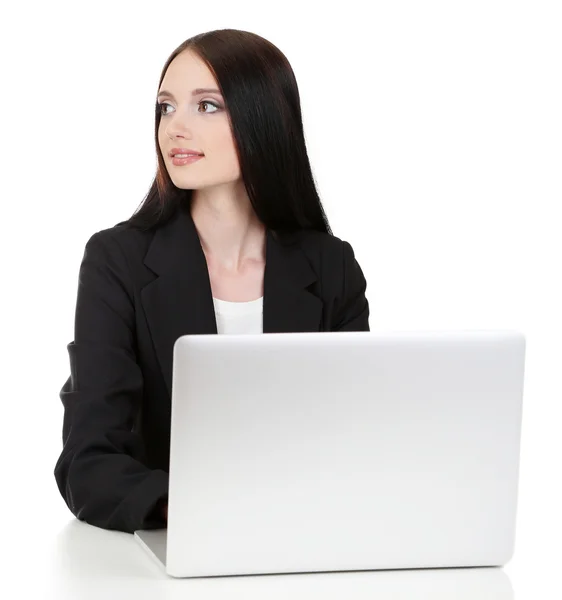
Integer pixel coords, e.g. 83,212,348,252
54,29,370,534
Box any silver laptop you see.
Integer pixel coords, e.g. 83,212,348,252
135,330,526,578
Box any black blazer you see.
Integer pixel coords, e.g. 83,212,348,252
54,205,370,534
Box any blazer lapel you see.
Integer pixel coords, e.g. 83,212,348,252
141,206,323,398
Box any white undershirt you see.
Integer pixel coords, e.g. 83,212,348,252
212,296,263,334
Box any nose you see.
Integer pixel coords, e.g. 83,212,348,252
164,105,197,140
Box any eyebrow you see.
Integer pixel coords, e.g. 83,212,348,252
157,88,222,100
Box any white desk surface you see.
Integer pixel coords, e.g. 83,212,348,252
9,507,560,599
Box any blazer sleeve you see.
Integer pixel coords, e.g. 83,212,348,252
332,240,370,331
54,231,169,534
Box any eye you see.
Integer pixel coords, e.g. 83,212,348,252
157,101,172,116
157,100,221,116
198,100,220,114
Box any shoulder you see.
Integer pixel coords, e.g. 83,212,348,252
77,222,156,298
294,228,362,278
82,220,153,263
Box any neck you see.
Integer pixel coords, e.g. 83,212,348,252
190,190,266,273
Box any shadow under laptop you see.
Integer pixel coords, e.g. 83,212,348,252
51,519,514,599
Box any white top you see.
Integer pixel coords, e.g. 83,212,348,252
213,296,263,334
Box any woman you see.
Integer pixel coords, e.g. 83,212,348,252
54,29,370,534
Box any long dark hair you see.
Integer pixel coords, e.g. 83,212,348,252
123,29,332,239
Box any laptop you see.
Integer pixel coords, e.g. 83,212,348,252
135,330,526,578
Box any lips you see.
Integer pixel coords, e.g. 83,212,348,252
169,148,204,157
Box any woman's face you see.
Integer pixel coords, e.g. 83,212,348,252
157,50,240,189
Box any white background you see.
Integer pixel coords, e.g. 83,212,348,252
2,0,560,596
